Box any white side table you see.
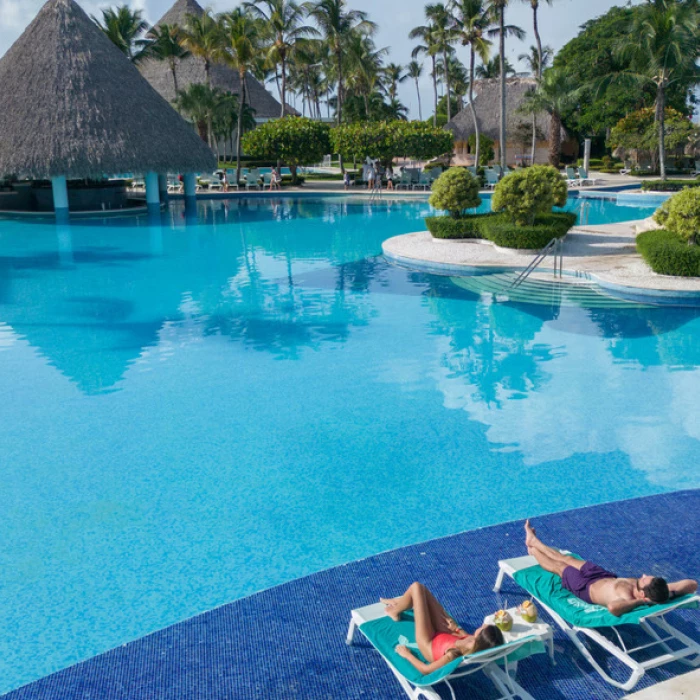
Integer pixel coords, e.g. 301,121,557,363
483,607,555,663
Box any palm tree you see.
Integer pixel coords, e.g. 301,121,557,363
475,55,514,78
148,24,190,96
452,0,492,168
345,32,388,120
615,0,700,180
520,67,576,166
305,0,376,125
487,0,525,168
179,10,223,148
220,9,263,180
244,0,319,117
409,21,441,126
520,1,555,81
407,60,424,120
382,63,407,101
94,5,151,63
175,83,221,144
517,44,552,77
425,4,457,122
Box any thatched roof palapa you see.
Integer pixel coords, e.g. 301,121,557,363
445,78,567,143
0,0,216,180
140,0,294,119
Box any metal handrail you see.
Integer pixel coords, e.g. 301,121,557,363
510,236,565,288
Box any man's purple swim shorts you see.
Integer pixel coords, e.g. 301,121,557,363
561,561,617,604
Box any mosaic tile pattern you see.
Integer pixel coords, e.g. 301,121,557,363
4,490,698,700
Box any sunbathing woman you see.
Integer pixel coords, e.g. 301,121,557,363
381,582,504,675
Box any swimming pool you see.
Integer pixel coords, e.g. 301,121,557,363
1,195,698,693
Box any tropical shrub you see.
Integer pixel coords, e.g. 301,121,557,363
428,168,481,219
659,188,700,244
425,214,495,238
242,117,331,182
492,165,567,226
643,180,700,192
467,134,495,166
637,229,700,276
653,198,672,227
481,213,576,249
331,121,453,165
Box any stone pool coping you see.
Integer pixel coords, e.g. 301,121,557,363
382,222,700,306
4,490,698,699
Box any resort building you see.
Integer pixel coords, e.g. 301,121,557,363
445,78,578,166
0,0,216,216
140,0,293,124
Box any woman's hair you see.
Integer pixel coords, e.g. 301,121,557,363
471,625,505,654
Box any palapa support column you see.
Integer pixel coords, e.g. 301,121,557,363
584,139,592,175
52,176,69,219
183,173,197,199
183,173,197,223
145,171,160,208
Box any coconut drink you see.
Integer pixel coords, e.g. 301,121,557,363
494,609,513,632
519,600,538,623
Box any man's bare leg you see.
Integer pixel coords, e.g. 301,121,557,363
525,520,584,576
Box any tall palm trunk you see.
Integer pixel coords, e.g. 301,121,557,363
414,77,423,121
443,48,452,122
170,58,179,95
531,4,542,166
469,45,480,168
431,55,438,127
236,69,248,182
336,46,343,125
280,51,287,117
205,60,213,149
549,110,561,167
499,9,506,169
656,82,667,181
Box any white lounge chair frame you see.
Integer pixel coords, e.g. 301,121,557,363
347,602,548,700
494,554,700,691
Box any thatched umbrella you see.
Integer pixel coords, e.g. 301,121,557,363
0,0,216,211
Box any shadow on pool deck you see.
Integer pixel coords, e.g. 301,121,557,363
3,490,699,700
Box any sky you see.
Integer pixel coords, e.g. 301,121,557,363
0,0,641,118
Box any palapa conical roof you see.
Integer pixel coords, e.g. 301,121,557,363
0,0,216,179
139,0,294,119
445,78,567,143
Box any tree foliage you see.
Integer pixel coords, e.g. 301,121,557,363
429,168,481,218
658,188,700,244
330,121,453,164
491,165,566,226
467,134,495,166
553,5,694,141
242,117,331,179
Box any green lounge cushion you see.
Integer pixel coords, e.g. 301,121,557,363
513,563,698,629
359,611,544,688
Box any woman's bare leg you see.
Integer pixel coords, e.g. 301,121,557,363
382,582,437,660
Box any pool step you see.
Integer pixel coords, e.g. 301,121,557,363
450,272,646,308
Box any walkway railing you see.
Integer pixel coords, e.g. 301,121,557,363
510,236,565,289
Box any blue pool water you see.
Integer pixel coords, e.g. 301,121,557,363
1,195,698,694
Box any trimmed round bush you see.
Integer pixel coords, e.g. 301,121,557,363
491,165,567,226
428,167,481,219
661,188,700,244
481,212,576,249
637,229,700,277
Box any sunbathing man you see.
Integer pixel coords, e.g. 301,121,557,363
525,520,697,617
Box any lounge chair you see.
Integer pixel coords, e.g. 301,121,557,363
413,172,432,191
494,553,700,691
466,166,478,178
692,160,700,176
565,167,581,188
578,167,594,186
397,172,413,190
485,170,500,189
347,602,548,700
244,173,261,190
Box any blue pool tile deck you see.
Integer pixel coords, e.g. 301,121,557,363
4,490,698,700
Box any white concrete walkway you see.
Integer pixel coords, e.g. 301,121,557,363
623,668,700,699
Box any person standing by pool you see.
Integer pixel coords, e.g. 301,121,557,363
381,582,504,674
386,165,394,191
270,167,281,191
524,521,698,616
367,162,375,190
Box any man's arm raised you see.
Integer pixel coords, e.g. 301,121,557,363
668,579,698,599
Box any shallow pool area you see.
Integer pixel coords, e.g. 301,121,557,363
1,195,698,694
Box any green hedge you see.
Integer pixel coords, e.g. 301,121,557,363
637,229,700,276
425,214,495,239
481,212,577,249
426,212,576,248
641,179,700,192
